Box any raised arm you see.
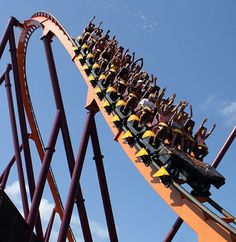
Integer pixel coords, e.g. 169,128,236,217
131,57,143,70
89,16,96,24
157,87,166,102
131,52,135,63
152,75,158,86
124,48,129,55
171,101,182,113
97,21,103,29
205,123,216,139
188,104,193,119
196,118,207,134
178,100,187,113
165,93,176,106
156,87,167,110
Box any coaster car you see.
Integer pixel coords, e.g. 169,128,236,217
157,146,225,195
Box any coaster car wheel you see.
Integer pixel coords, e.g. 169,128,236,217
160,176,171,188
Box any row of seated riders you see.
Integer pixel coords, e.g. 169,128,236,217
74,17,216,161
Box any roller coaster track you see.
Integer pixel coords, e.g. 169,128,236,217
0,12,235,241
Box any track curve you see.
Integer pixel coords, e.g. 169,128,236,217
17,12,236,242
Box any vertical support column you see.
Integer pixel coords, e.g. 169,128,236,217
5,64,29,218
27,110,61,241
0,145,23,190
58,110,94,242
0,72,5,85
163,217,183,242
9,30,44,239
75,185,93,241
44,208,57,242
0,17,18,59
42,33,92,241
211,126,236,168
90,117,119,242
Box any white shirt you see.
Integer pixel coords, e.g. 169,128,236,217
139,98,155,110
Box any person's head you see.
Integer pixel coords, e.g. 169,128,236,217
185,120,195,133
182,111,188,120
118,46,124,53
125,54,131,62
137,79,143,87
94,28,102,36
148,93,156,102
142,72,149,80
104,34,110,41
135,64,141,72
162,104,169,114
88,22,95,29
113,57,120,65
200,127,207,137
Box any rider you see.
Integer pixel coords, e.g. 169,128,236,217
193,118,216,160
169,101,188,150
153,90,181,147
138,93,157,125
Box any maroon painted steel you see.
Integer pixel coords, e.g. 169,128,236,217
0,17,18,59
211,126,236,168
27,110,61,241
163,217,183,242
58,110,94,242
5,64,29,219
75,185,93,241
0,65,11,86
0,72,5,85
0,145,23,190
44,208,56,242
9,30,44,240
90,116,119,242
42,34,93,241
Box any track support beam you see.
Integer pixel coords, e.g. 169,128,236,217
27,110,61,241
42,34,93,241
91,116,119,242
5,64,29,219
58,110,94,242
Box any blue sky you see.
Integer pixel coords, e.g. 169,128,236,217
0,1,236,241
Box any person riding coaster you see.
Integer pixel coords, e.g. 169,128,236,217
193,118,216,160
113,53,135,97
76,16,96,46
153,91,181,147
138,93,157,126
86,31,111,64
169,101,190,150
170,112,185,150
85,28,103,54
116,78,127,97
80,21,103,54
183,119,195,155
95,41,117,74
123,73,148,114
101,55,122,88
92,38,107,61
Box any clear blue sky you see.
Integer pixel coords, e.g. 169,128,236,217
0,1,236,241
